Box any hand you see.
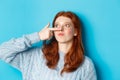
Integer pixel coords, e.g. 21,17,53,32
39,23,61,40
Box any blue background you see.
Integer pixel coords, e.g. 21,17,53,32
0,0,120,80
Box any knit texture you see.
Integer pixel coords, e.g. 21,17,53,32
0,32,97,80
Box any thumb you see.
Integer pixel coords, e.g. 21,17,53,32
44,23,50,29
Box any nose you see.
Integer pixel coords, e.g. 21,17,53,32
59,25,64,31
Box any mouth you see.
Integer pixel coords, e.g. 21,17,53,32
58,33,64,36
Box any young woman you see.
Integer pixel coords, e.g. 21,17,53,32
0,11,97,80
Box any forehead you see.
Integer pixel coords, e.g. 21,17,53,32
55,16,72,23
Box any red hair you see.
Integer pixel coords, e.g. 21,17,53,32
42,11,84,75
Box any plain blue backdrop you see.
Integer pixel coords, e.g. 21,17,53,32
0,0,120,80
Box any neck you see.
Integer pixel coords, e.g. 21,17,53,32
58,40,73,54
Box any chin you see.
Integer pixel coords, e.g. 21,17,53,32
57,40,65,43
56,39,66,43
57,40,72,44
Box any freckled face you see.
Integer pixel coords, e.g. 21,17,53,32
54,16,76,43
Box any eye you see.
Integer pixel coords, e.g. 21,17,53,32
54,24,59,28
65,24,71,28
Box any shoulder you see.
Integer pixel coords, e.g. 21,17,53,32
76,56,97,80
81,56,95,68
78,56,96,72
83,56,94,66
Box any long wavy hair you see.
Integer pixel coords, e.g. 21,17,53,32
42,11,84,75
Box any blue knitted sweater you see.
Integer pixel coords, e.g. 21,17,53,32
0,32,97,80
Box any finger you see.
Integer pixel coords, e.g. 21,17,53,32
49,27,61,31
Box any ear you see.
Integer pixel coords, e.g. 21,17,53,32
74,29,77,36
74,33,77,36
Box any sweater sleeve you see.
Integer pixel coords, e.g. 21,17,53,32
0,32,40,65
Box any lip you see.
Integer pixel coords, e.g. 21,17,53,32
58,33,64,36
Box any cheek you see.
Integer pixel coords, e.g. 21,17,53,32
54,31,59,37
66,29,74,35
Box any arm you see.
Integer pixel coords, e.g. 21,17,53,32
0,32,40,63
0,23,61,69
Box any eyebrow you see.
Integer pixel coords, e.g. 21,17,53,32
54,22,72,24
